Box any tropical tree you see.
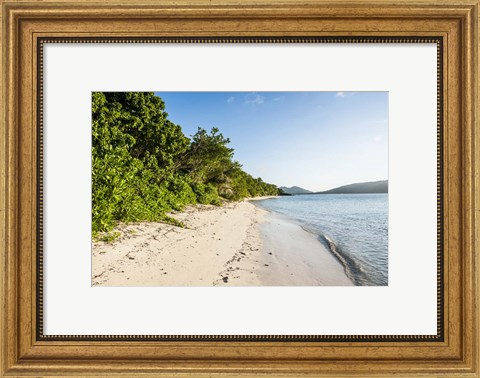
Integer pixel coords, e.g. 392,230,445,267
92,92,281,235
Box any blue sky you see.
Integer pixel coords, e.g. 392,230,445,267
154,91,388,191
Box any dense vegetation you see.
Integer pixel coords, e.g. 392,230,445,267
92,92,280,235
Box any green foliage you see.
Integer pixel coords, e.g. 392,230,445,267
160,215,186,228
97,231,121,243
191,182,222,206
166,177,197,210
92,92,280,234
181,127,234,184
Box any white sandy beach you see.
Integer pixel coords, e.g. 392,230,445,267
92,200,353,286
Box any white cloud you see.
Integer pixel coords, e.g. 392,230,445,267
227,96,235,104
374,136,382,142
244,93,265,105
273,96,285,102
335,91,356,98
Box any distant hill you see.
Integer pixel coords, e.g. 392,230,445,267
317,180,388,194
279,186,313,195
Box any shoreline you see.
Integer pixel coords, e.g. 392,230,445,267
257,211,353,286
92,199,353,286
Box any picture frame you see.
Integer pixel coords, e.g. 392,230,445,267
1,0,478,376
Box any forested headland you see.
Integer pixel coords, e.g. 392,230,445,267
92,92,280,235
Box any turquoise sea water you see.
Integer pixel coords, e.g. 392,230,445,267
254,194,388,286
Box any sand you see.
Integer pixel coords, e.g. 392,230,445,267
92,199,353,286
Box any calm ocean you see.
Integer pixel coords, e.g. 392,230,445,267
254,194,388,286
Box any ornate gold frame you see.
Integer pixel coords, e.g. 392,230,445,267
1,0,478,376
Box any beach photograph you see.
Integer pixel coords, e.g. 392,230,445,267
92,91,388,286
